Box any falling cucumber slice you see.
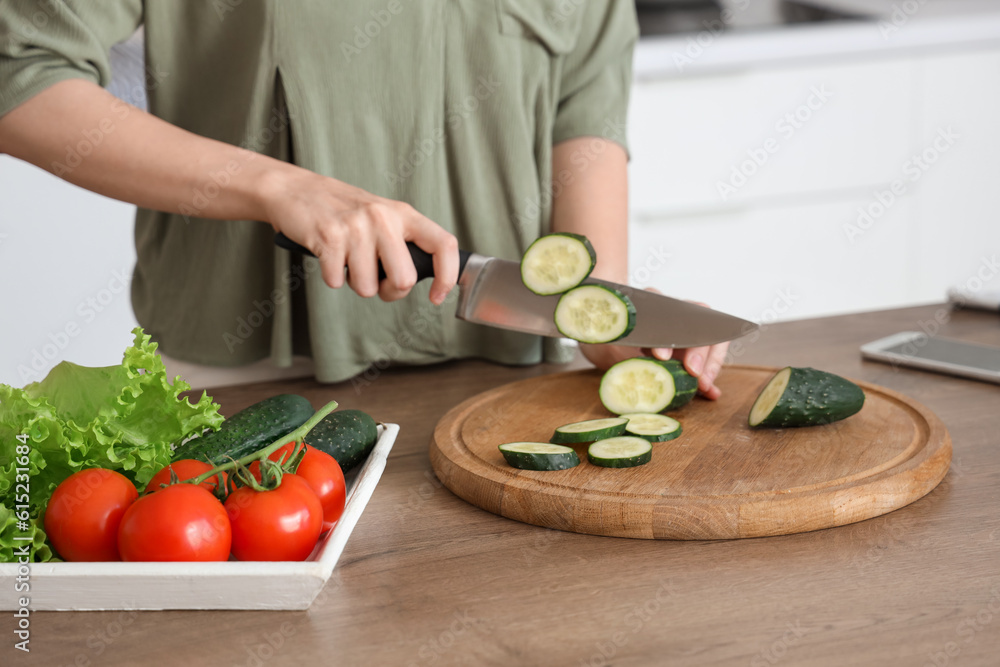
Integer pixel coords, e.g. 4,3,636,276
554,285,636,344
587,436,653,468
621,413,682,442
748,367,865,428
499,442,580,471
550,417,628,444
520,233,597,295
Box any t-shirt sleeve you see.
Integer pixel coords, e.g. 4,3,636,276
552,0,639,153
0,0,143,117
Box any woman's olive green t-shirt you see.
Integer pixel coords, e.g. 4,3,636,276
0,0,638,383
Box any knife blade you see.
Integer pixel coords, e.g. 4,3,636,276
275,234,757,348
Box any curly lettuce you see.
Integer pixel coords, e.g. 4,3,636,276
0,328,223,562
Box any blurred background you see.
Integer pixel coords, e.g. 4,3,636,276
2,0,999,385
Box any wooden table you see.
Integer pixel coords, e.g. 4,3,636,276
14,305,1000,666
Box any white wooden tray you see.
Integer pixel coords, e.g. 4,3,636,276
0,424,398,611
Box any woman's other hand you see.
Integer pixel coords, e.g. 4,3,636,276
579,298,729,400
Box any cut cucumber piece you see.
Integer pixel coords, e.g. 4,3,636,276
621,413,682,442
550,417,628,444
499,442,580,471
554,285,636,344
748,367,865,428
599,357,696,415
587,436,653,468
521,233,597,295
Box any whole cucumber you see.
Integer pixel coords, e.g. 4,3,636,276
176,394,315,463
307,409,379,473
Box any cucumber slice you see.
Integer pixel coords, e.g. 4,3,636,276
621,413,682,442
499,442,580,471
550,417,628,444
599,357,696,415
521,233,597,295
554,285,636,344
749,367,865,428
587,436,653,468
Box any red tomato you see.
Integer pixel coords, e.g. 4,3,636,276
251,443,346,528
225,473,323,561
44,469,138,561
145,459,227,494
117,484,231,561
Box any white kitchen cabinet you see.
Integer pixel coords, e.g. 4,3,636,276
628,40,1000,323
628,58,915,217
0,157,139,386
911,48,1000,300
628,194,918,324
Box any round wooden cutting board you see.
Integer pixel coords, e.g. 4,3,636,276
429,365,952,539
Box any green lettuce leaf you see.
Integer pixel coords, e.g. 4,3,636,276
0,507,54,564
0,328,223,562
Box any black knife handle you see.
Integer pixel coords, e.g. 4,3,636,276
275,232,470,283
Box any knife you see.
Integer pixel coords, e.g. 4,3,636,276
275,234,757,348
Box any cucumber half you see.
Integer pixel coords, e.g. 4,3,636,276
499,442,580,471
550,417,628,444
554,285,636,344
621,413,682,442
748,367,865,428
587,436,653,468
599,357,696,415
521,233,597,295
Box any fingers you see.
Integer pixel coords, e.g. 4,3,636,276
676,346,713,395
313,232,347,290
675,301,728,399
369,201,420,302
407,212,458,305
701,384,722,401
701,341,730,396
377,234,418,302
673,341,729,399
267,174,455,302
345,229,379,298
584,293,730,397
678,346,709,379
312,200,449,302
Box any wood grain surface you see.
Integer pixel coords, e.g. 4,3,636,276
9,305,1000,667
430,366,952,539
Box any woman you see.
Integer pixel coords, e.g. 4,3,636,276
0,1,727,398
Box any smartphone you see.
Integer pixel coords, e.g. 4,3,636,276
860,332,1000,384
